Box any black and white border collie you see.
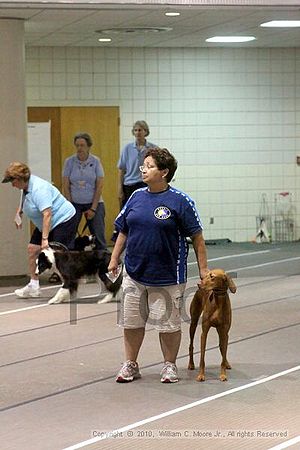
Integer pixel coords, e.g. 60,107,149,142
36,242,122,305
74,234,96,251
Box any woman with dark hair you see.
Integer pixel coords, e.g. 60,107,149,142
2,161,77,298
63,132,107,250
109,147,209,384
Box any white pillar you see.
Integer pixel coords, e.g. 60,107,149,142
0,19,28,277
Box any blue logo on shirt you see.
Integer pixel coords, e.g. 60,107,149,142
154,206,171,220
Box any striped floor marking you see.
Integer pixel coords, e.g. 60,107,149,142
1,252,298,318
0,284,60,299
62,365,300,450
187,249,271,266
0,303,48,316
268,435,300,449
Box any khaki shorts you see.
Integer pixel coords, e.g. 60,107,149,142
118,272,186,333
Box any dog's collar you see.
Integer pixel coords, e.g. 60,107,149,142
203,287,227,294
208,289,227,302
212,289,227,294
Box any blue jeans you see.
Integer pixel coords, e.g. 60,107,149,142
72,202,107,250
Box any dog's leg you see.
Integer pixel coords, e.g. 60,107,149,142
98,292,114,304
225,301,232,370
196,323,209,382
94,274,113,304
217,327,230,381
48,287,70,304
218,299,232,380
96,272,121,304
68,281,79,302
188,293,203,370
113,288,122,302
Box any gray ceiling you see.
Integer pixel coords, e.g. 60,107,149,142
1,2,300,47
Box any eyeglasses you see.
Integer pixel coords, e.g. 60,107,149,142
139,164,157,172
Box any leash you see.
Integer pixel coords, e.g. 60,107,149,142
47,242,69,283
49,241,69,252
77,216,90,237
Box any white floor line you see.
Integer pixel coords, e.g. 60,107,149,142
189,256,300,280
187,249,271,266
0,253,297,315
62,365,300,450
0,285,62,316
0,284,104,316
0,303,49,316
231,256,300,272
0,284,60,298
268,435,300,450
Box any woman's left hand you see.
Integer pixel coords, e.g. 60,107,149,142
198,268,209,286
41,238,49,250
85,209,96,220
108,256,119,276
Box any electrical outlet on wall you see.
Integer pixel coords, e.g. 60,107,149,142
210,217,214,225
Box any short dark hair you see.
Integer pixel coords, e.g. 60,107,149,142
73,132,93,147
144,147,177,183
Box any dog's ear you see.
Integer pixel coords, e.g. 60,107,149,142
226,273,237,293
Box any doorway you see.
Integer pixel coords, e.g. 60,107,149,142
27,106,120,244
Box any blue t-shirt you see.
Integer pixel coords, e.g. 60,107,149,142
118,140,156,185
23,175,75,231
63,154,104,204
115,187,203,286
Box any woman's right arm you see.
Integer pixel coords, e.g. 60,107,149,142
108,231,127,275
118,169,125,207
62,176,72,202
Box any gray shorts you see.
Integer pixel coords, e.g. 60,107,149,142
118,272,186,333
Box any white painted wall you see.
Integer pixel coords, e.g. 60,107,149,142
25,46,300,242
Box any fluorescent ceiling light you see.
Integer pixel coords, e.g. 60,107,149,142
260,20,300,27
98,38,111,42
206,36,256,43
165,12,180,17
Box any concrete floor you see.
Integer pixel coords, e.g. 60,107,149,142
0,242,300,450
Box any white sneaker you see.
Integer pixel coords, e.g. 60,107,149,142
15,284,41,298
160,362,179,383
116,361,141,383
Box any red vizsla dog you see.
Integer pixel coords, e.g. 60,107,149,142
188,269,237,381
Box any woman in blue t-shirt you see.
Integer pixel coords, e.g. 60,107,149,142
109,147,209,384
2,161,77,299
117,120,156,208
63,132,107,250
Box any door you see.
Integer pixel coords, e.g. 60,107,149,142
28,106,120,244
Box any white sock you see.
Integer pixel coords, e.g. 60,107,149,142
29,279,39,289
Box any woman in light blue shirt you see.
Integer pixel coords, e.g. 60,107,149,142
118,120,156,208
2,161,77,298
63,132,107,251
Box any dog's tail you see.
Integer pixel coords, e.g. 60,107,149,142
99,272,123,297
